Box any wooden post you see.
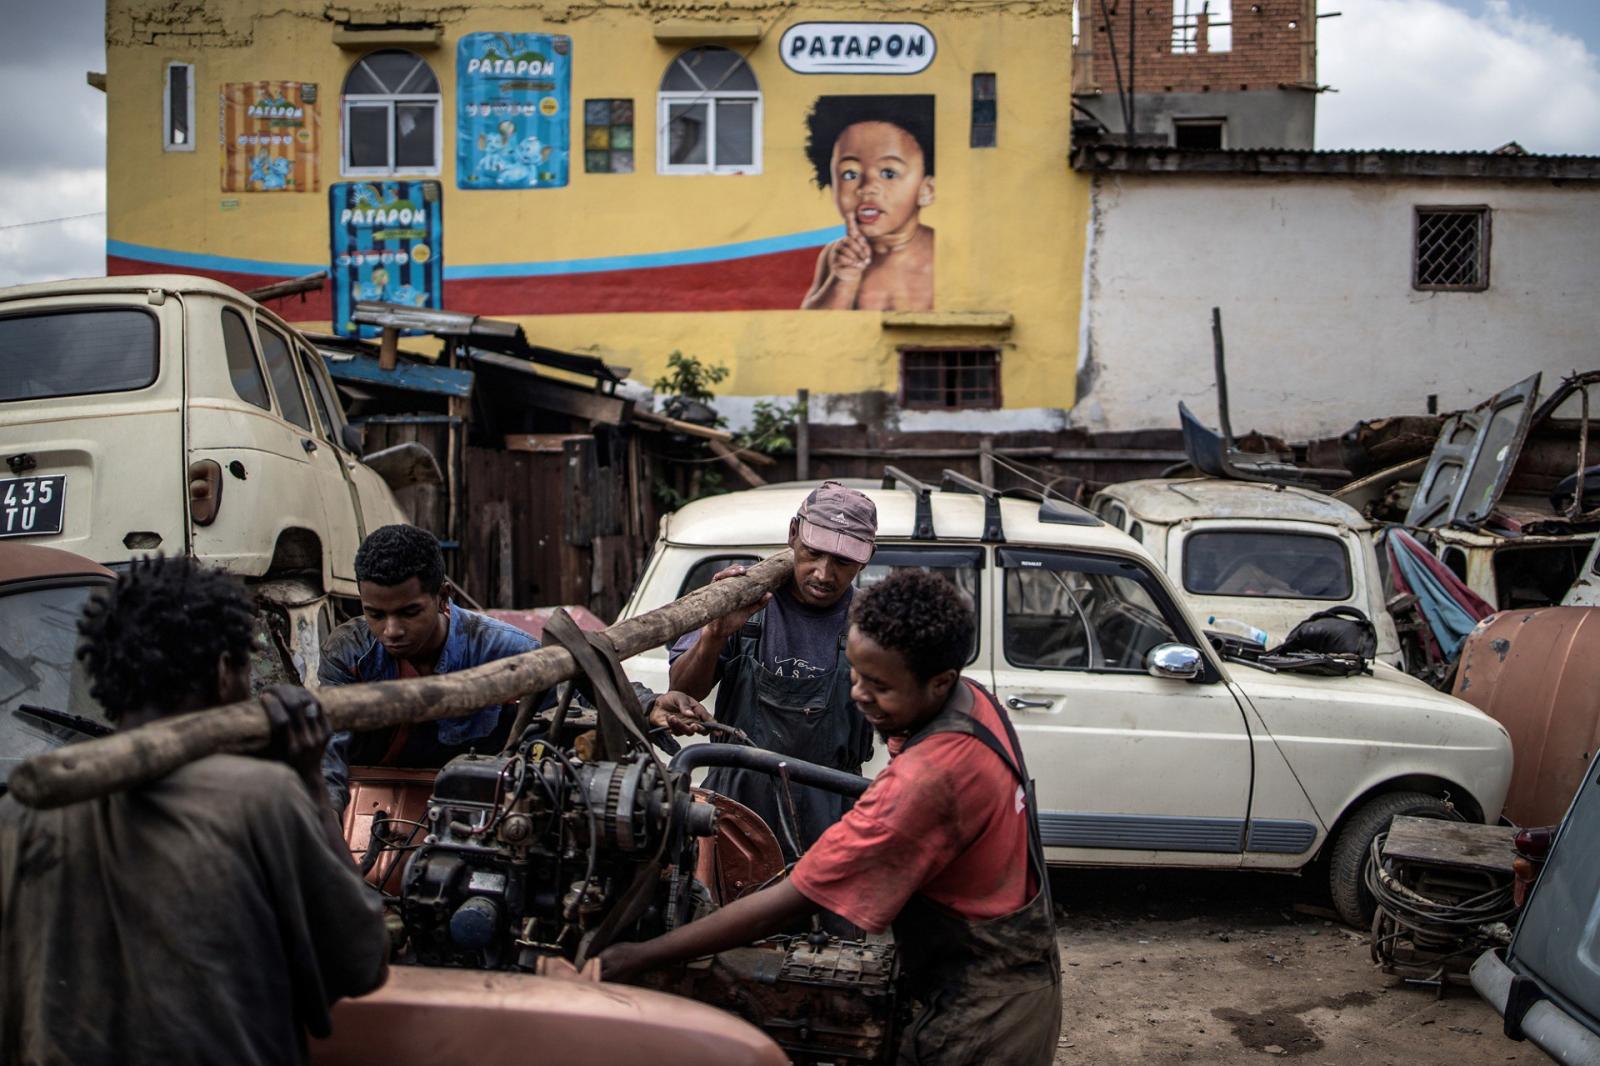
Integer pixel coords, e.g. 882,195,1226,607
378,326,399,372
6,553,797,810
979,436,995,488
708,439,768,489
796,388,811,482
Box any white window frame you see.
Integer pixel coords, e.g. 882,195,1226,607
341,94,443,177
657,92,762,175
163,61,195,153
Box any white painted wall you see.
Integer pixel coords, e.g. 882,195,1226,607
1077,174,1600,439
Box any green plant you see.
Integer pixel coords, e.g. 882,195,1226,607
653,351,729,403
736,397,807,456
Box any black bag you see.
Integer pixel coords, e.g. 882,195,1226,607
1271,606,1378,661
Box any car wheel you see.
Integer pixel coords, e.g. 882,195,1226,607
1328,790,1452,928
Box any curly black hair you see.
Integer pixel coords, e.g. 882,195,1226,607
804,95,935,189
76,555,258,722
354,524,445,592
850,569,973,682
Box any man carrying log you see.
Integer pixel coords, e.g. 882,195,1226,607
320,524,708,812
604,570,1062,1065
667,481,878,860
0,556,389,1065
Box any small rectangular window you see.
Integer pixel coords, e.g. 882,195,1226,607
163,62,195,152
900,349,1001,411
257,321,312,431
584,99,634,173
1172,118,1225,149
971,74,997,148
220,308,271,410
1414,206,1491,291
1183,531,1352,600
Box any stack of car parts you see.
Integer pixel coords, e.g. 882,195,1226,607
1369,816,1519,993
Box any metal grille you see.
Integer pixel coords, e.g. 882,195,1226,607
901,349,1000,410
1414,208,1490,290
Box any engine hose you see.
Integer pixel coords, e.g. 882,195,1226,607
669,744,871,799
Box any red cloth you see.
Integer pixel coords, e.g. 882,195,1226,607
789,682,1033,934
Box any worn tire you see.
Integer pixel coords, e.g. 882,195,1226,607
1328,791,1452,928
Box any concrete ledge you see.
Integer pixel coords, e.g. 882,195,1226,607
334,26,442,50
652,20,764,43
881,311,1014,331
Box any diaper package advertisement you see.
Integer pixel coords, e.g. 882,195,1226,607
220,81,320,193
456,32,572,189
328,180,444,338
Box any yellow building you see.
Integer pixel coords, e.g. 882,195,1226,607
106,0,1085,428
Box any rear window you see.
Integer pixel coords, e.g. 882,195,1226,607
1183,530,1352,600
0,309,158,402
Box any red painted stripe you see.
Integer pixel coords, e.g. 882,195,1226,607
108,255,335,321
108,243,820,320
445,246,820,315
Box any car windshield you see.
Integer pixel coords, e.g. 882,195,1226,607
0,309,159,403
1183,530,1353,600
0,581,114,788
1509,764,1600,1027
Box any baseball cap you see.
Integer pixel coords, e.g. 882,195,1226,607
795,481,878,565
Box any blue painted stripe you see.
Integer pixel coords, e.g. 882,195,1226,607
1039,812,1246,853
443,226,845,280
109,226,846,283
107,239,322,277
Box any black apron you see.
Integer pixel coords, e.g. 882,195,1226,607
705,611,873,864
891,686,1063,1066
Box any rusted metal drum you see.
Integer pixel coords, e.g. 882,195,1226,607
1453,607,1600,826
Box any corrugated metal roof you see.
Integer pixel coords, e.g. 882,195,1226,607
1071,142,1600,180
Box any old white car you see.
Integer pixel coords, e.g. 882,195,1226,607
0,275,412,676
620,482,1513,926
1089,478,1403,665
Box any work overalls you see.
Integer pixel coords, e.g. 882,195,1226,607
890,690,1063,1066
707,610,875,863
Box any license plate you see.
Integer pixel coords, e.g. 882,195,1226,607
0,475,66,538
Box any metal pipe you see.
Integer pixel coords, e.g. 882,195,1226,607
669,744,870,799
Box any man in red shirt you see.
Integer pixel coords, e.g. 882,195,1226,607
601,570,1061,1064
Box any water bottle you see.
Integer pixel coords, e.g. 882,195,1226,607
1207,616,1268,648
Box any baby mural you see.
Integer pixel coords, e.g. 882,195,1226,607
801,95,936,312
457,32,571,189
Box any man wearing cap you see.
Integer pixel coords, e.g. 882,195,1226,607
668,481,879,860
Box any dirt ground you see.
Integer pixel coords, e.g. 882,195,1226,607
1051,868,1542,1066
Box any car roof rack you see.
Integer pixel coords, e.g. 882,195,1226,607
940,470,1006,543
882,466,936,539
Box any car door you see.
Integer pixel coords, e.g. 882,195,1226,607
253,319,353,579
990,546,1254,868
294,339,371,585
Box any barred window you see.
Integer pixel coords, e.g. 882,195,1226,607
1414,206,1491,291
901,349,1000,410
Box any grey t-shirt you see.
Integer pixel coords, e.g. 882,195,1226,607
670,585,854,681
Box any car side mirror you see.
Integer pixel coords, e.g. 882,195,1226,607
1147,642,1204,681
341,423,365,453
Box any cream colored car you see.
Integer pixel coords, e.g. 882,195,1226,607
619,483,1513,926
0,275,410,674
1089,478,1404,666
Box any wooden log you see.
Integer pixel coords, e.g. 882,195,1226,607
6,552,796,810
708,439,769,488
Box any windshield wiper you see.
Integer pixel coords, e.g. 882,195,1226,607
14,704,114,739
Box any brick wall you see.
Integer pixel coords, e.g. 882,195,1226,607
1075,0,1316,95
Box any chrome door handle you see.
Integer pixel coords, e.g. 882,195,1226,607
1006,696,1053,710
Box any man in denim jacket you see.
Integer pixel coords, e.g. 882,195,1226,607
318,524,550,814
319,525,712,815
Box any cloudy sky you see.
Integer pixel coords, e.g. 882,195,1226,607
1,0,1597,288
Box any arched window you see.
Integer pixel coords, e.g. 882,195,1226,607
657,47,761,175
342,49,441,176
